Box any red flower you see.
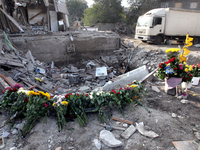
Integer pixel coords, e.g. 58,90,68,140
5,87,12,92
160,63,164,65
174,67,178,70
117,92,120,94
190,74,193,77
165,61,169,64
69,115,73,118
111,90,116,94
3,90,5,94
159,65,162,68
120,88,123,90
76,93,79,96
172,57,175,61
179,64,182,66
86,94,89,97
44,103,49,107
65,94,69,98
13,88,17,92
24,99,29,103
69,93,72,96
192,64,196,68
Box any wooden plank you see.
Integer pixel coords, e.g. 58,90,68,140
111,117,133,125
5,77,17,87
49,85,61,93
0,76,9,89
29,10,45,21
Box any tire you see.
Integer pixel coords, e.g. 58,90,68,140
142,40,147,43
154,35,163,45
193,37,199,44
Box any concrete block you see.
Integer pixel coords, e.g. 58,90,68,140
103,66,149,91
120,125,136,139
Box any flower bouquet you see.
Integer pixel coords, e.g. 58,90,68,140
21,91,51,136
52,95,68,131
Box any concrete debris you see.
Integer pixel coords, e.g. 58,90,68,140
121,125,136,139
172,140,199,150
136,122,159,138
55,147,62,150
11,129,18,135
10,147,18,150
15,121,25,131
194,132,200,140
152,86,160,93
93,139,102,150
99,130,123,148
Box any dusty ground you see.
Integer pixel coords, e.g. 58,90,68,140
1,38,200,150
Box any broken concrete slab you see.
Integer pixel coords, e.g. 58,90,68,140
136,122,159,138
103,66,149,91
25,50,35,64
121,125,136,139
99,130,123,148
172,140,199,150
152,86,160,93
93,139,101,150
79,86,90,92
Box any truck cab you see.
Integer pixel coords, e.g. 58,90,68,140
135,8,166,44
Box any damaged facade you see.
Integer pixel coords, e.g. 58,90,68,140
0,0,70,33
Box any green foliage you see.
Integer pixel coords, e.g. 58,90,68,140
83,0,123,26
125,0,159,25
66,0,88,25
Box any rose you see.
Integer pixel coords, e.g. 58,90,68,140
111,90,116,94
65,94,69,98
174,67,178,70
85,94,89,97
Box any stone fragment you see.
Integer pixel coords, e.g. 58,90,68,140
195,132,200,140
121,125,136,139
152,86,160,93
16,121,25,130
143,60,149,65
136,122,159,138
27,62,34,72
122,123,128,128
55,147,62,150
93,139,101,150
79,86,90,92
11,129,18,135
99,130,123,148
10,147,17,150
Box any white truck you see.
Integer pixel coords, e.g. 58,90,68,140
135,8,200,44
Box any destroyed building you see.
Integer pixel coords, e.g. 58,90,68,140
0,0,70,33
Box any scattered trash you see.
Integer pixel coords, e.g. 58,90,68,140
55,147,62,150
2,131,10,137
9,147,18,150
96,67,107,77
194,132,200,140
194,44,200,47
172,140,199,150
180,99,189,104
192,77,199,85
172,113,177,118
136,122,159,138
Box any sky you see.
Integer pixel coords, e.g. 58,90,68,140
85,0,130,7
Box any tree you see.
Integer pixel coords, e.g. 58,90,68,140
66,0,88,25
83,0,123,26
125,0,159,25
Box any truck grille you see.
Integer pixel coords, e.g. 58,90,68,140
137,29,146,34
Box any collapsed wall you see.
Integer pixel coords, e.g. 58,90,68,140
10,31,120,66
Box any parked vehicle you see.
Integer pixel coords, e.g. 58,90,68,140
135,8,200,44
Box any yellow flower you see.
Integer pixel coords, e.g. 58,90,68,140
45,92,50,100
39,91,45,96
174,73,178,75
28,91,34,96
130,84,137,88
34,92,40,96
62,101,68,106
53,103,56,106
185,68,189,72
183,62,186,65
189,65,193,71
165,48,180,53
186,64,189,68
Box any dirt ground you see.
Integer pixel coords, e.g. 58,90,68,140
1,38,200,150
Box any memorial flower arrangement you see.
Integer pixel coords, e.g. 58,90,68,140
0,80,147,136
156,34,194,82
190,63,200,77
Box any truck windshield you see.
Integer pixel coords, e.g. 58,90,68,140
137,16,152,27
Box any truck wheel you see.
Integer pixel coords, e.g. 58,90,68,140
193,37,199,44
154,35,163,45
142,40,147,43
